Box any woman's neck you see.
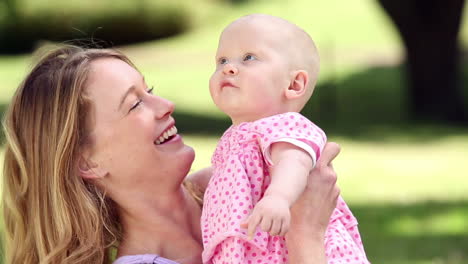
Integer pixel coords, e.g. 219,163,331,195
117,185,203,261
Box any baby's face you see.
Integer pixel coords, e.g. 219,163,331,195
209,20,292,125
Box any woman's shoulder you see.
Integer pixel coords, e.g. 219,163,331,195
113,254,180,264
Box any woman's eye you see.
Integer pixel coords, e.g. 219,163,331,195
129,86,154,113
129,100,142,112
244,54,256,61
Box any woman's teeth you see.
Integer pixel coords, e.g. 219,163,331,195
155,126,178,145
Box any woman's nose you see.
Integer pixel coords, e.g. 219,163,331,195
222,63,238,75
153,96,175,119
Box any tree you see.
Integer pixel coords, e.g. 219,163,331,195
377,0,467,123
4,0,19,20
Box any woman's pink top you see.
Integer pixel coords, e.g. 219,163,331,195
201,112,370,264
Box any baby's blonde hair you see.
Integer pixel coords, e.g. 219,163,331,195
2,45,134,264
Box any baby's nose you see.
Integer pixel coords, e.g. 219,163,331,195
223,63,238,75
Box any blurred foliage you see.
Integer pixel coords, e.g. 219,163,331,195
0,0,468,262
0,0,192,53
302,64,409,131
221,0,251,4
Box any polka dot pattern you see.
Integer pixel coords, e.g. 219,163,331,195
325,197,371,263
201,113,369,264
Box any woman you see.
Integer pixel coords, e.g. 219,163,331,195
2,45,341,264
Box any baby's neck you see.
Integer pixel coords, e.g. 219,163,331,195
231,109,301,125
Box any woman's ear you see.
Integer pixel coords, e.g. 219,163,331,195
285,70,309,100
78,156,108,180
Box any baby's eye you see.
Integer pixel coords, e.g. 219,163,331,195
218,58,228,65
146,86,154,94
243,54,256,61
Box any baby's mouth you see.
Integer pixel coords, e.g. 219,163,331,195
220,81,237,89
154,126,177,145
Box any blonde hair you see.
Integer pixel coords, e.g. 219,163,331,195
2,45,135,264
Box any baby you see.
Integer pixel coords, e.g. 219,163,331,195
201,14,369,264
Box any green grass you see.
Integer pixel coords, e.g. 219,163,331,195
1,0,468,263
0,55,29,103
0,148,3,192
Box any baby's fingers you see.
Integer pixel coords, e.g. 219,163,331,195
260,217,272,233
270,219,282,236
240,215,250,229
248,214,262,239
279,218,290,236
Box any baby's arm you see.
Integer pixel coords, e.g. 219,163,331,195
244,142,314,238
267,142,314,204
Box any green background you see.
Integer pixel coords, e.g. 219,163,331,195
1,0,468,263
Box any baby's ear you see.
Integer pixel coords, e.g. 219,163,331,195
78,155,108,180
285,70,309,100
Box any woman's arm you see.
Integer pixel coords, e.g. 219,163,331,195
286,142,341,264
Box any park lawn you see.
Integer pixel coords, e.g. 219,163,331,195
0,148,2,192
0,55,29,103
1,0,468,263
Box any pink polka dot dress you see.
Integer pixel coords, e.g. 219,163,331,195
201,113,370,264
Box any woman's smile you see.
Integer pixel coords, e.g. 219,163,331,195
155,125,178,145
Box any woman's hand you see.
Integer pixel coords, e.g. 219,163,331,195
286,142,341,264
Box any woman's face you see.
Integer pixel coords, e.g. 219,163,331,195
84,58,195,196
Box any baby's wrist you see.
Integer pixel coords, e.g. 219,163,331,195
263,192,293,206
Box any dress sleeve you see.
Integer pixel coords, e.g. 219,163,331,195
254,113,326,167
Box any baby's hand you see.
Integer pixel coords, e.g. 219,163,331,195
241,195,290,238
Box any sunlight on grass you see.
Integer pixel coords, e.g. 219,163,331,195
335,135,468,203
0,56,29,103
1,1,468,263
183,135,218,172
389,208,468,236
141,68,218,116
185,134,468,204
0,149,3,190
460,1,468,46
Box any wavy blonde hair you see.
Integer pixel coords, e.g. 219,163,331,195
2,45,137,264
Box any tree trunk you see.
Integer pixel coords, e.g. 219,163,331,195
377,0,467,123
